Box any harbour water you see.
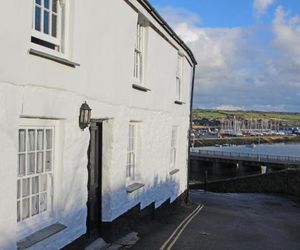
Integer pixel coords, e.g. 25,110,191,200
195,143,300,157
190,143,300,183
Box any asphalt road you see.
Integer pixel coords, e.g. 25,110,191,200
131,191,300,250
173,191,300,250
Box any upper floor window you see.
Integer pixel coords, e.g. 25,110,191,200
32,0,67,54
133,23,145,84
176,55,183,101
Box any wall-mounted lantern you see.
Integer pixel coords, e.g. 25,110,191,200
79,101,91,130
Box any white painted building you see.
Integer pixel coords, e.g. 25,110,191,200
0,0,196,249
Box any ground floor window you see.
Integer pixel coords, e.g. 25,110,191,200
17,125,54,222
126,122,140,181
170,126,178,170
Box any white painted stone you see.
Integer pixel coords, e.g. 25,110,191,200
0,0,194,249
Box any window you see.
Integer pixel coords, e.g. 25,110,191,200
126,123,139,181
176,55,183,101
17,126,54,222
133,22,145,84
170,126,178,170
32,0,67,54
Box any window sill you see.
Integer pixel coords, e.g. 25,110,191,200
132,84,151,92
17,223,66,249
29,48,80,68
174,100,185,105
169,169,180,175
126,183,145,193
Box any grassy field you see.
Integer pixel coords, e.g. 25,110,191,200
193,109,300,126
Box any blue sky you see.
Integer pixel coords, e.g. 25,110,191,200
149,0,300,112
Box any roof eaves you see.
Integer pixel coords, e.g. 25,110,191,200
137,0,198,65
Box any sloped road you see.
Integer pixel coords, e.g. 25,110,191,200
171,191,300,250
131,191,300,250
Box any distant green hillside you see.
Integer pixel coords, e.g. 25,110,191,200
193,109,300,126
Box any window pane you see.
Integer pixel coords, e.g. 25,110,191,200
32,195,39,216
35,6,41,31
52,0,57,12
40,193,47,212
18,154,26,176
37,130,44,150
17,180,21,199
35,0,41,5
44,0,50,9
19,130,26,152
138,54,142,80
32,176,39,194
28,130,35,151
176,78,181,100
44,10,49,34
46,129,52,149
52,14,57,37
40,174,47,192
22,198,30,220
45,151,52,171
17,201,20,222
37,152,44,173
27,153,35,175
22,178,30,197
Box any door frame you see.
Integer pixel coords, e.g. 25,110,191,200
86,119,103,240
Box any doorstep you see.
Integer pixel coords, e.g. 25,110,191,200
85,232,139,250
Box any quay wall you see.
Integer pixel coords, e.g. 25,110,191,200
193,135,300,147
190,169,300,197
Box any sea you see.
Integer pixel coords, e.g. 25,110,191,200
190,143,300,183
195,143,300,157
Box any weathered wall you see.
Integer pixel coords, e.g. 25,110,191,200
0,0,193,249
191,170,300,197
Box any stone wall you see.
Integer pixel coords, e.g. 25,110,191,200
190,169,300,197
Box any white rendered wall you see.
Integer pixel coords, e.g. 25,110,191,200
0,0,194,249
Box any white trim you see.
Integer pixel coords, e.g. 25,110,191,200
133,19,149,88
31,0,70,58
133,23,144,85
126,121,143,186
17,118,63,241
30,43,68,60
175,55,183,102
170,126,179,171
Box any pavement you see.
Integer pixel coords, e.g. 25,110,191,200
130,191,300,250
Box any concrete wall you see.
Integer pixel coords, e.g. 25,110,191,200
191,170,300,197
0,0,194,249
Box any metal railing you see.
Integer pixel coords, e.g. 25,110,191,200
190,148,300,163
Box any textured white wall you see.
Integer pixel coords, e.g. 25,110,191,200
0,0,194,249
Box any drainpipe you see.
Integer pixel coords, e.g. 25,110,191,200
186,64,196,203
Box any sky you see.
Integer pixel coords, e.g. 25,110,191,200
149,0,300,112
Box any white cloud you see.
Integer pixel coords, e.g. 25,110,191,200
158,6,300,112
174,23,199,43
272,6,300,66
253,0,275,15
160,7,201,26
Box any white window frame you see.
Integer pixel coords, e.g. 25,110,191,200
133,23,145,85
17,118,62,240
176,55,183,101
31,0,70,58
170,126,179,171
126,122,141,183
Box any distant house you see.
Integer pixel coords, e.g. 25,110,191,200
0,0,196,249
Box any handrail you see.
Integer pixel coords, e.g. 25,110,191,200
190,148,300,163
